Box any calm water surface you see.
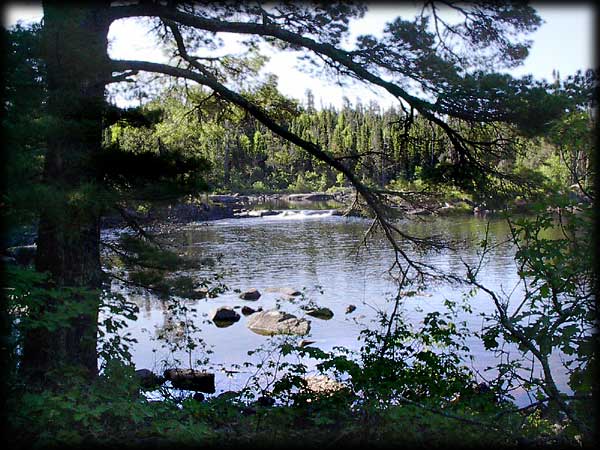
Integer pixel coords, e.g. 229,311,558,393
104,210,567,404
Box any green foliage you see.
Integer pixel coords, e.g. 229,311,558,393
287,171,329,193
2,24,47,229
475,198,596,437
4,265,139,373
120,78,593,204
6,361,214,448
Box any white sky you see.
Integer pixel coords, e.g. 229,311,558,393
3,3,595,109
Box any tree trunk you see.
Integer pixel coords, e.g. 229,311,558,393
20,3,111,381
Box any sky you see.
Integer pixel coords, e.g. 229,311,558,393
3,3,596,109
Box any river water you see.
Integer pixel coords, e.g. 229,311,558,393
104,208,568,405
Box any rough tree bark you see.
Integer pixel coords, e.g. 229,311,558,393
20,3,111,380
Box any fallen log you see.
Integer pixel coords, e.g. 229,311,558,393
163,368,215,393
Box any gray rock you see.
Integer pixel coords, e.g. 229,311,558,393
246,309,311,336
259,210,280,217
568,184,590,203
280,287,301,296
286,194,309,201
437,205,455,216
240,288,261,300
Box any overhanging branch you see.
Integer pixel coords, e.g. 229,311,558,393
110,57,439,277
103,4,515,179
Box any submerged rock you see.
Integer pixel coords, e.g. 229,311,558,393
265,287,302,297
304,307,334,320
246,309,311,336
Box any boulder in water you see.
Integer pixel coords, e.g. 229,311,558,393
211,307,240,325
240,288,261,300
406,208,433,216
241,305,262,316
246,309,310,336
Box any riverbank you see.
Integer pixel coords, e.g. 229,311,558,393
99,185,590,229
3,184,589,262
94,189,493,230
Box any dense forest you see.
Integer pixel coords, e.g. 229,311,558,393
1,3,597,449
111,75,593,205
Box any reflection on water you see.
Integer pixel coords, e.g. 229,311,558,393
103,212,567,405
